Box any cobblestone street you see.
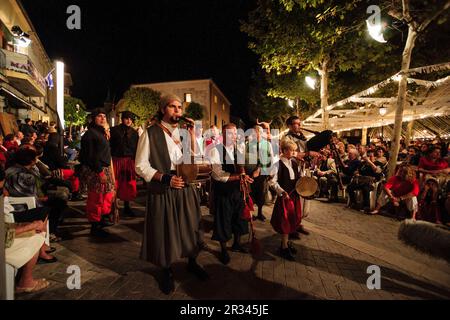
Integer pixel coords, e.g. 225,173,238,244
18,190,450,300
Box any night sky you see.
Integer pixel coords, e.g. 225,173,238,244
20,0,258,122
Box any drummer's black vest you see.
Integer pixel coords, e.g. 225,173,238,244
213,144,241,195
147,124,172,193
278,159,300,194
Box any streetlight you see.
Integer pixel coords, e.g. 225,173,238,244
305,76,317,90
366,19,387,43
379,106,387,140
56,61,65,129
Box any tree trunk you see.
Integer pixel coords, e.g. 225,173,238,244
362,127,368,146
405,120,414,146
387,26,417,178
69,124,73,139
318,62,330,130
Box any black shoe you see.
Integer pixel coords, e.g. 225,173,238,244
231,243,248,253
99,217,114,228
160,269,175,295
297,226,310,236
70,193,84,201
38,256,58,264
288,232,300,240
187,262,209,281
287,241,297,255
219,250,230,265
90,224,110,237
256,214,266,222
123,206,136,217
279,248,295,261
45,247,57,254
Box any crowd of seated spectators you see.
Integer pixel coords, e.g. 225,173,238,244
2,120,84,295
310,135,449,224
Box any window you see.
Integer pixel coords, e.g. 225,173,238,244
214,115,217,126
214,95,218,104
222,104,225,111
184,93,192,103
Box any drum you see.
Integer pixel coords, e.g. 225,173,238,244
176,164,199,184
176,162,212,183
295,177,319,199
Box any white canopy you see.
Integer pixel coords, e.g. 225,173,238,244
302,62,450,134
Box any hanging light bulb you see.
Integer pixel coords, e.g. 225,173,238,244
366,19,387,43
379,106,387,116
305,76,316,90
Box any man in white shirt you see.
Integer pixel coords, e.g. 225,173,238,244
135,94,208,295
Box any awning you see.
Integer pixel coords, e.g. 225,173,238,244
0,81,33,109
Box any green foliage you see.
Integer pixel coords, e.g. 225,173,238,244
121,87,161,126
64,96,87,127
242,0,400,125
184,102,205,120
248,70,296,129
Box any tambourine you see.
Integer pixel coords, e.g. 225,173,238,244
295,177,318,199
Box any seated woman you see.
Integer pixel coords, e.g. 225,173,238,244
315,150,338,202
369,164,419,218
347,150,383,211
0,135,8,169
417,145,449,224
41,137,82,201
4,220,50,293
375,147,388,166
4,148,57,263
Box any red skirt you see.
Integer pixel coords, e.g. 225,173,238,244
112,157,137,202
270,193,302,235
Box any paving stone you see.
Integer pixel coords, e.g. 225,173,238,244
18,196,450,300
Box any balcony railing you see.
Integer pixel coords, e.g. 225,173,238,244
0,49,46,97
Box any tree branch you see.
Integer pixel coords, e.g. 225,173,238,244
417,0,450,33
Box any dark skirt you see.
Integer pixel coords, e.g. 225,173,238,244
140,184,201,268
212,188,248,242
270,193,302,235
250,175,269,207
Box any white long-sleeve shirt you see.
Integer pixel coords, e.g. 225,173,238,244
268,156,300,196
209,144,236,183
135,122,183,182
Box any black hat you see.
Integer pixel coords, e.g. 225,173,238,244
91,108,107,118
121,111,137,121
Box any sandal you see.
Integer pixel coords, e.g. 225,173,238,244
50,234,62,242
16,279,50,294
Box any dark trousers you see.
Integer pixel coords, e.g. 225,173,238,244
347,183,371,208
